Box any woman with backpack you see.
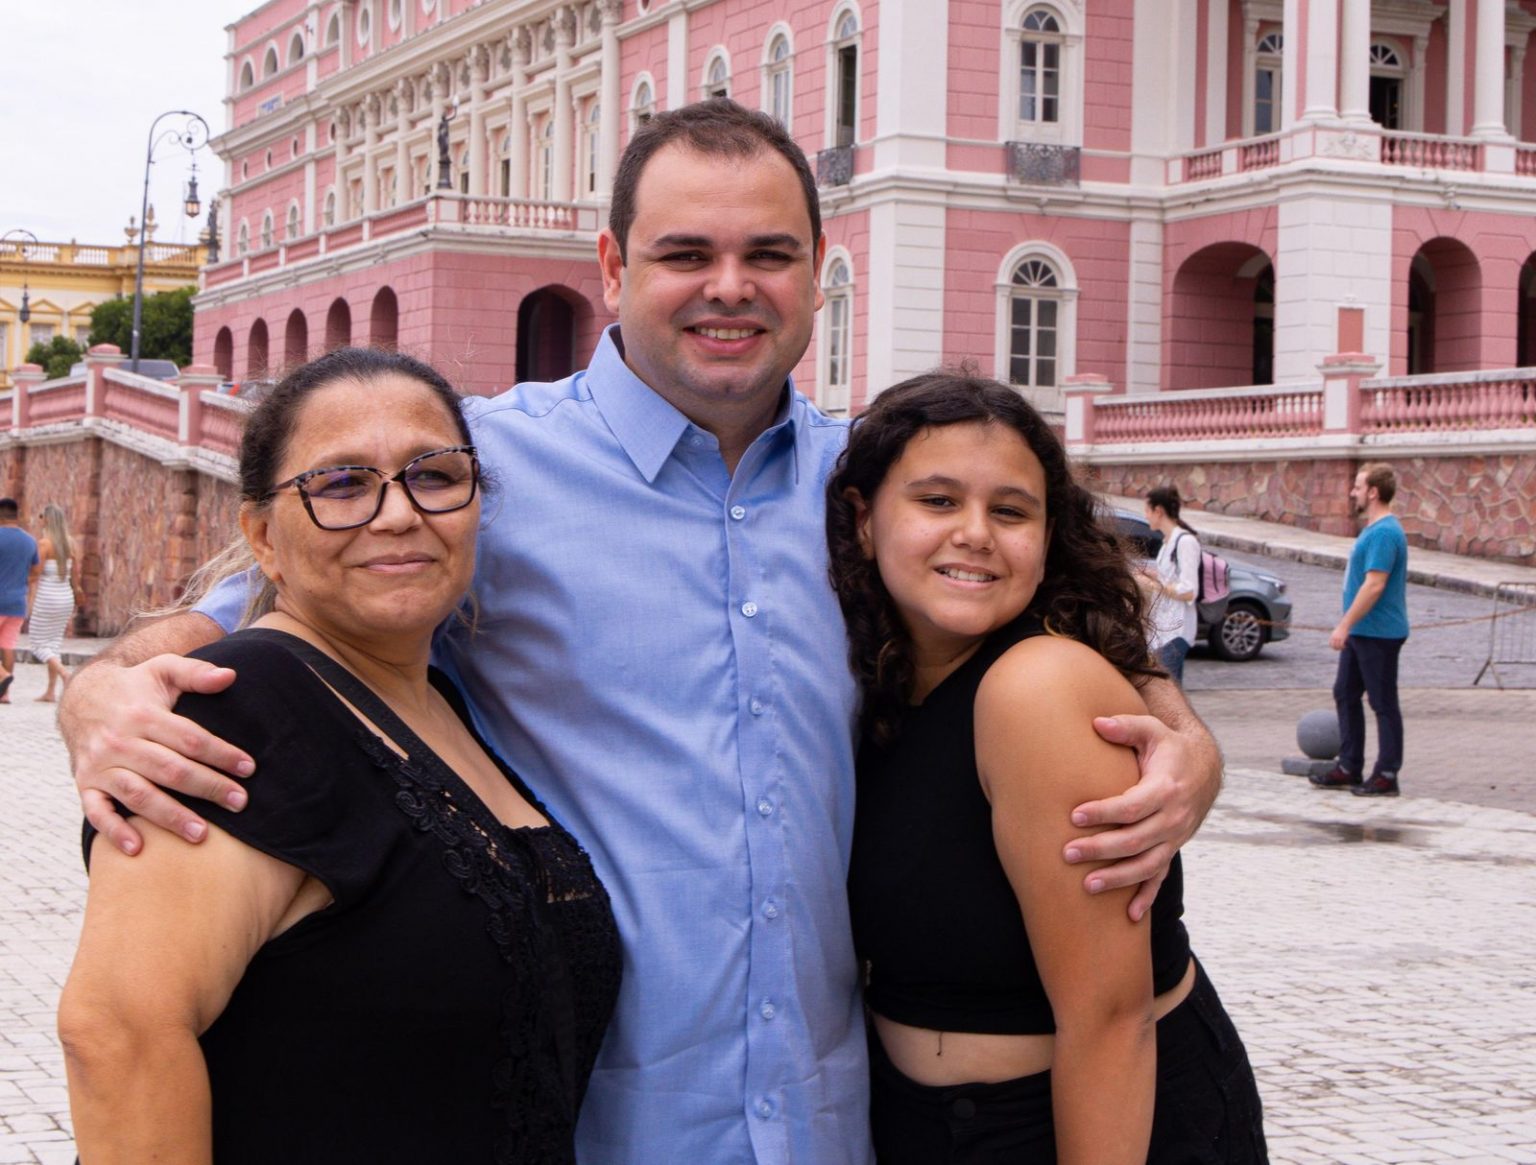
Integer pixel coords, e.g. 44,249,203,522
1143,486,1201,684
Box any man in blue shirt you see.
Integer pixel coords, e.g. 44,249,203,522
0,497,41,703
61,101,1223,1163
1311,463,1410,797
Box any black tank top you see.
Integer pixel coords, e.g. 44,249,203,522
848,612,1191,1034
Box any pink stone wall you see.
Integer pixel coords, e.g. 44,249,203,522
1391,207,1536,374
1082,451,1536,563
948,0,1000,144
940,209,1132,384
1225,0,1244,139
195,249,614,396
1083,5,1133,152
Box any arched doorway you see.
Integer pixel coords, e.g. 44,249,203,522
213,327,233,380
1406,239,1479,374
248,319,269,378
325,298,352,350
1166,243,1275,389
1517,257,1536,367
515,287,579,383
285,309,308,369
370,287,398,350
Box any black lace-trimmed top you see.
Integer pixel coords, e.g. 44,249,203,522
85,628,621,1164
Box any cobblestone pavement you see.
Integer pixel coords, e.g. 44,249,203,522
3,658,1534,1163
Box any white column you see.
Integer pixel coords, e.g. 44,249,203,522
394,81,411,203
1447,0,1467,135
1511,45,1528,138
553,12,575,202
1205,0,1230,145
1410,35,1429,130
1472,0,1511,137
362,106,379,214
511,30,531,198
667,10,687,108
1123,215,1163,394
597,0,621,197
1339,0,1372,124
873,0,949,168
1301,0,1340,121
1170,0,1199,152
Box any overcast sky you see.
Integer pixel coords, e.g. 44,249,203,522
2,1,257,249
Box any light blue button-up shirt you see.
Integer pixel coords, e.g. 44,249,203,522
200,327,870,1164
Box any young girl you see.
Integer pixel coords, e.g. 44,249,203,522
828,372,1266,1164
1143,485,1201,684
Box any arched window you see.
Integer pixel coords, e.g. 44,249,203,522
1018,9,1062,125
357,3,372,45
499,131,512,197
237,220,250,256
260,212,274,250
263,46,280,77
819,254,854,414
1369,40,1406,129
325,12,341,46
285,203,301,240
631,77,656,131
537,118,554,200
239,59,255,90
704,50,731,99
1253,32,1284,135
829,8,860,147
765,31,793,128
323,188,337,227
288,31,305,65
994,246,1078,403
387,0,403,30
582,102,602,195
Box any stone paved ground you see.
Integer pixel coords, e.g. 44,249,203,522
2,657,1534,1163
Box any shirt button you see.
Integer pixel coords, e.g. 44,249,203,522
759,999,776,1020
762,899,779,919
756,797,774,817
755,1097,775,1119
741,601,758,618
730,505,747,520
749,698,764,715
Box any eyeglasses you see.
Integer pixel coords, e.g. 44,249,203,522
266,445,480,530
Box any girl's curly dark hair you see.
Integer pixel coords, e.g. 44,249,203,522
827,370,1159,744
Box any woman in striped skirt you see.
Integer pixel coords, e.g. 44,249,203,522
29,504,82,702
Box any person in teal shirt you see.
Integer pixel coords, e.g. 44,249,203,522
0,498,41,703
1311,464,1410,797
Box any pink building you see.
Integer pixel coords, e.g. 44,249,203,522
198,0,1536,414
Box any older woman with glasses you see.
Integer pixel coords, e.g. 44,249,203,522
59,348,621,1164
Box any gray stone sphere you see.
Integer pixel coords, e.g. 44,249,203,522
1297,709,1341,760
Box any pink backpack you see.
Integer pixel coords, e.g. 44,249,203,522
1174,532,1231,604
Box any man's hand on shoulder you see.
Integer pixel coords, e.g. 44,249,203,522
1063,697,1222,922
60,615,252,856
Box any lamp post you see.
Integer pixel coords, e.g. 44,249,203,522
131,110,210,373
2,228,39,328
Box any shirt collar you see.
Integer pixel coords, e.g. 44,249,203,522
585,324,804,484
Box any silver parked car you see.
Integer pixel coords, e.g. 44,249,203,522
1109,510,1292,662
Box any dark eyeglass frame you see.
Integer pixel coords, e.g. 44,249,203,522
265,444,480,531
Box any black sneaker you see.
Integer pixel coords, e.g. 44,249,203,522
1351,773,1400,797
1308,765,1362,789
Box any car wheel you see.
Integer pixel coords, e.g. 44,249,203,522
1211,602,1267,662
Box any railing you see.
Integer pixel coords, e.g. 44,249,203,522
1380,131,1482,171
102,369,182,442
1183,149,1223,182
816,145,855,187
1516,146,1536,177
1363,369,1536,433
24,378,88,426
202,192,600,287
1007,142,1081,187
1,238,202,269
200,394,248,458
1239,137,1281,171
1091,384,1326,444
1177,133,1282,182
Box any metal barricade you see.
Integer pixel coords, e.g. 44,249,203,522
1473,582,1536,688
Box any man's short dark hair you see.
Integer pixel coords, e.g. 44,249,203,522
608,98,821,263
1363,463,1397,505
0,498,18,519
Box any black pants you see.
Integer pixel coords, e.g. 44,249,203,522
1333,634,1406,777
868,960,1268,1164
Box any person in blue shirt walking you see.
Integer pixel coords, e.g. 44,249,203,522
59,100,1225,1164
0,498,41,703
1311,464,1410,798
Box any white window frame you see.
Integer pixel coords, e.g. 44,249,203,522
288,30,305,65
582,101,602,196
356,2,373,46
1369,38,1409,131
762,26,794,129
285,201,302,240
630,74,656,134
825,3,862,149
239,57,256,90
536,116,555,201
1242,19,1285,138
703,48,731,99
237,220,250,255
323,188,337,227
999,1,1083,145
994,242,1077,410
263,44,281,78
387,0,403,31
818,247,855,414
324,10,341,46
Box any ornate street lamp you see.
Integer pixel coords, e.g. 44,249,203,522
131,110,210,373
2,228,39,325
